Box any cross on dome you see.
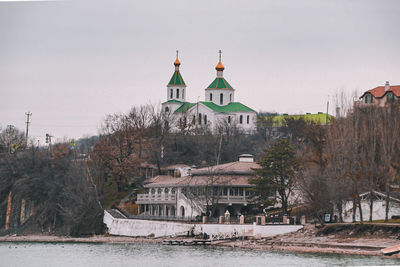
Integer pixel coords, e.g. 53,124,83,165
216,50,224,71
174,50,181,66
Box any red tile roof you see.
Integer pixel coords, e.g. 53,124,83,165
143,161,260,187
360,85,400,99
144,175,253,187
192,161,260,175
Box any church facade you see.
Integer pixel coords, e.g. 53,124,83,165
162,52,257,132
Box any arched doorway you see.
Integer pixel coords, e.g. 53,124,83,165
180,206,185,217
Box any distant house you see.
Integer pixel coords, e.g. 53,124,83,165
340,191,400,222
359,81,400,106
136,154,259,219
138,163,191,179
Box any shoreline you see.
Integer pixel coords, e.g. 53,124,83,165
1,234,400,259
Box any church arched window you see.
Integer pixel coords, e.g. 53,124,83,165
192,115,196,125
239,115,243,124
170,89,173,99
228,116,231,124
247,115,250,124
210,93,213,101
176,88,180,99
183,89,185,99
198,113,202,124
220,93,223,105
230,94,232,102
204,114,207,124
165,107,169,113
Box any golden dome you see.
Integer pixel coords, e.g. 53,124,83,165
215,61,224,71
174,59,181,66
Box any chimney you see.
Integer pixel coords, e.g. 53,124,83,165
385,81,390,91
336,107,341,118
239,154,254,162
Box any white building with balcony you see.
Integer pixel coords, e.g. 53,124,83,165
136,154,259,219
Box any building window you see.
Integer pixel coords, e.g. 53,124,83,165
192,115,196,125
151,189,155,195
158,188,162,194
365,94,373,104
204,114,207,124
247,115,249,124
171,188,176,194
183,89,185,99
165,107,169,113
220,93,223,105
223,188,228,196
228,116,231,124
210,93,213,101
165,188,169,194
230,93,232,102
239,115,243,124
170,89,173,98
387,92,394,102
198,113,202,124
176,88,180,99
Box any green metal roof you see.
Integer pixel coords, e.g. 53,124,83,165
162,100,183,104
174,102,256,114
168,71,186,86
174,102,196,113
206,78,233,89
268,113,334,125
201,102,255,113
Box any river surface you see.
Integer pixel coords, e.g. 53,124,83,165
1,242,400,267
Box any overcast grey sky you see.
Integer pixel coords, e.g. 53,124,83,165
1,0,399,142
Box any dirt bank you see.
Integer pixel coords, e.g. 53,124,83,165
0,234,163,244
1,224,400,259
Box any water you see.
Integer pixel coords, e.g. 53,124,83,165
1,242,399,267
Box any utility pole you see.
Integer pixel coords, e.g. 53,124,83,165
25,111,32,146
326,96,330,125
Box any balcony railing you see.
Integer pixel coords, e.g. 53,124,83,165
218,195,247,204
137,193,249,205
137,193,177,204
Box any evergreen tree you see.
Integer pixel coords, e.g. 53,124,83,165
252,139,299,215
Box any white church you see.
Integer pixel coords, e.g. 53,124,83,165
162,51,257,132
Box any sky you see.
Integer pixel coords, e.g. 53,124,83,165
1,0,399,143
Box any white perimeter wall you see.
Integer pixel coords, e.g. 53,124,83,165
104,210,303,238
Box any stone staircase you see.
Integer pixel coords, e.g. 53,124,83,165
180,192,205,215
